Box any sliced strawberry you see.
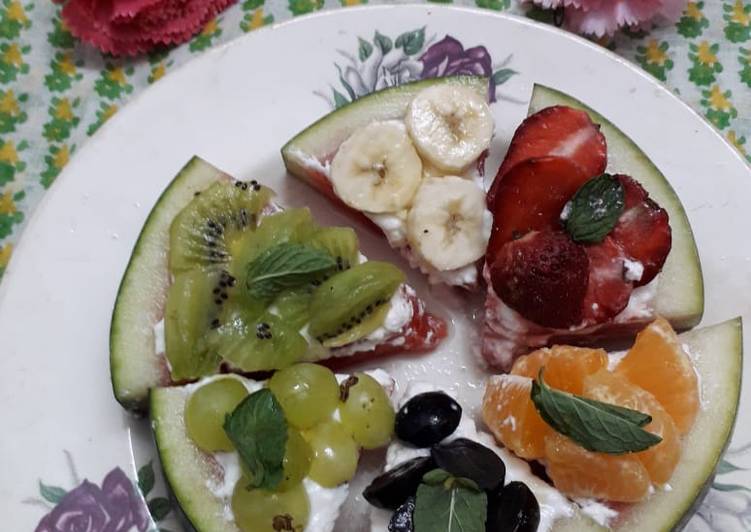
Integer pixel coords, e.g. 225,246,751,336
611,175,671,286
490,230,589,329
487,105,607,208
486,156,589,259
581,236,633,323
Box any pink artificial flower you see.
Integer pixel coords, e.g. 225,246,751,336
61,0,236,56
529,0,688,37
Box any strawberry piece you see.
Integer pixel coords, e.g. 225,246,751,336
486,156,589,259
490,230,589,328
581,236,633,323
611,175,671,286
487,105,607,208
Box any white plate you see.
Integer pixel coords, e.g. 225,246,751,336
2,6,750,531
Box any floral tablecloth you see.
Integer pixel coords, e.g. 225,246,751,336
0,0,748,280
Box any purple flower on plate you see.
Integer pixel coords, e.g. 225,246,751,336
35,468,150,532
419,36,497,101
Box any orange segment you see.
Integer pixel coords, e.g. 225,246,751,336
511,345,608,394
614,317,699,434
583,369,681,485
482,375,551,460
545,432,651,503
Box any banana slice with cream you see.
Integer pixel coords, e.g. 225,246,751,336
328,84,494,283
406,176,489,271
405,84,494,174
330,121,423,213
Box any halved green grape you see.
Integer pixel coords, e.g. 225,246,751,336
268,363,339,429
278,429,312,492
184,378,248,452
339,373,395,449
306,421,359,488
231,479,309,532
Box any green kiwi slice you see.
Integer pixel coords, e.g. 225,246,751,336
207,311,307,372
164,269,225,380
270,288,313,331
322,303,392,348
227,208,317,279
169,181,272,274
306,227,359,272
308,261,405,344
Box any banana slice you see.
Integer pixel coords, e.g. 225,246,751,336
406,84,494,173
330,120,423,213
406,176,489,271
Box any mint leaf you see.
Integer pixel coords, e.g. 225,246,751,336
39,481,67,504
575,397,652,427
414,479,487,532
422,468,451,485
245,243,335,299
563,174,625,244
531,369,662,454
224,389,287,490
137,461,155,496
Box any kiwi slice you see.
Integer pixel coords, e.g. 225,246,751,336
164,269,225,380
169,180,272,274
306,227,359,272
207,311,307,372
228,208,317,279
271,288,313,331
322,303,392,348
308,261,405,343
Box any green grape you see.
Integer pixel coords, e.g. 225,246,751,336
185,377,248,452
339,373,395,449
268,363,339,429
278,429,312,492
232,479,309,532
306,421,359,488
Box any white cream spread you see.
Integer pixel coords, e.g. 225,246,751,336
623,259,644,283
370,381,616,531
481,263,660,369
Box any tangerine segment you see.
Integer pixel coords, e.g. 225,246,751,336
544,432,651,503
583,369,681,485
614,317,699,435
510,345,608,394
482,375,551,460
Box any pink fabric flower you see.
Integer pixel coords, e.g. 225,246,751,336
61,0,236,56
529,0,688,37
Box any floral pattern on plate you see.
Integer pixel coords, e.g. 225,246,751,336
317,28,517,109
27,453,172,532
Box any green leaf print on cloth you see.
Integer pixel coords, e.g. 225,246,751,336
636,40,674,81
688,41,724,86
723,0,751,43
677,2,710,38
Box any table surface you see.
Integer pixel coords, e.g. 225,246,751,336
0,0,749,281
